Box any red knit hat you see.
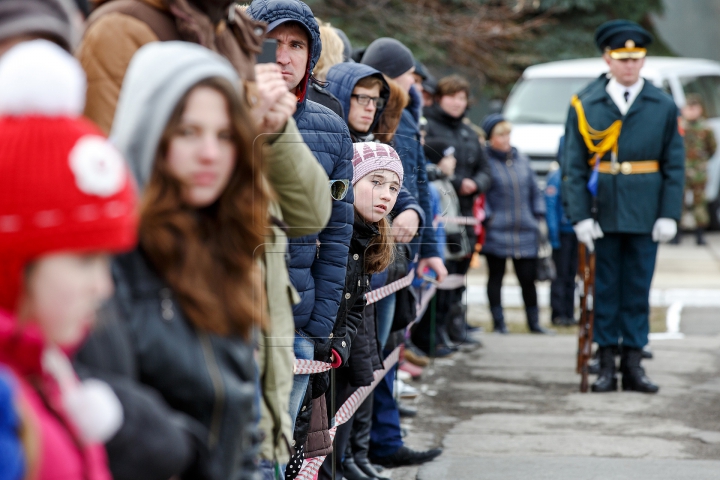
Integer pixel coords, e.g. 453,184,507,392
0,40,138,312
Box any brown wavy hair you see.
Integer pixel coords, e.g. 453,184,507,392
373,76,409,144
139,77,268,339
363,215,395,274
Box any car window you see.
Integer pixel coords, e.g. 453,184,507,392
680,75,720,118
504,77,595,125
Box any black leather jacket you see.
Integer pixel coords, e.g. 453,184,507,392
327,214,383,387
75,249,260,480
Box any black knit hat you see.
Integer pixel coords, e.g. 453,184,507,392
0,0,79,52
361,38,414,79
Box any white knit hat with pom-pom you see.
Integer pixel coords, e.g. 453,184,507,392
0,39,85,116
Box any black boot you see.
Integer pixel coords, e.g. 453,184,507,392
696,228,707,246
526,306,554,334
343,454,373,480
351,396,389,480
447,303,477,346
621,347,659,393
491,306,508,334
591,346,618,392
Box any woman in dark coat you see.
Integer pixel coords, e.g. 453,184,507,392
74,43,267,480
422,75,492,346
481,114,551,335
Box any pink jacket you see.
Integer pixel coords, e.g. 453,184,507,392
0,310,112,480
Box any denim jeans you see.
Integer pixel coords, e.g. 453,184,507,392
374,293,396,349
288,331,314,433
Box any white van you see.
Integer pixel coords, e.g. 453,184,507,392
503,57,720,228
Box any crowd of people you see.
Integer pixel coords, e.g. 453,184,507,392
1,1,702,480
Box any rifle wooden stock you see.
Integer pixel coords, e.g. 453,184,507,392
576,243,596,393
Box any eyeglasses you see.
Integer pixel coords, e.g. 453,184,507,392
351,94,385,109
329,179,350,201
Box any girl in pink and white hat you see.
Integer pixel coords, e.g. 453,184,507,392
316,142,403,479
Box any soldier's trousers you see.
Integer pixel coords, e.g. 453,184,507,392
594,233,658,349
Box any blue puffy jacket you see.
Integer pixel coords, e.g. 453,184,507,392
393,86,441,260
483,146,545,258
248,0,354,340
545,136,574,249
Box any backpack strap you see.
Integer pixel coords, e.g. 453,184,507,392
87,0,181,42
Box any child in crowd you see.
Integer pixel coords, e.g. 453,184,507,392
319,142,403,480
678,94,717,245
0,40,138,480
546,137,579,327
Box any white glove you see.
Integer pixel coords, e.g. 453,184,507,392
573,218,604,252
652,218,677,243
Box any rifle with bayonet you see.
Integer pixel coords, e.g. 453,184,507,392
576,241,596,392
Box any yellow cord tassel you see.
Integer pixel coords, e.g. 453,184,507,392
571,94,622,167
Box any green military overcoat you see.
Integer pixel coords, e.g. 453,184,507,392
562,75,685,234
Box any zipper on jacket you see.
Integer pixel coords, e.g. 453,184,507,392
316,238,321,259
199,332,226,450
505,154,523,257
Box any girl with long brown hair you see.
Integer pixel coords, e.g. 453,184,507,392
318,142,403,480
75,42,269,480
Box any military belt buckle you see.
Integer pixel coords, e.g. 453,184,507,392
620,162,633,175
610,162,621,175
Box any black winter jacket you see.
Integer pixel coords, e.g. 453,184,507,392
75,249,260,480
293,214,384,449
423,103,492,223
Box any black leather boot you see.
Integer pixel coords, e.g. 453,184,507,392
526,306,554,334
621,347,659,393
591,346,618,392
351,396,389,480
447,303,477,344
343,454,373,480
491,306,508,334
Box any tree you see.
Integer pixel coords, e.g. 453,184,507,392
308,0,549,90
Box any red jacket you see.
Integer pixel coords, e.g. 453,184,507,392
0,310,112,480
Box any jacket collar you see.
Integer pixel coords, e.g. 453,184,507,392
424,103,464,128
583,74,662,116
353,212,380,248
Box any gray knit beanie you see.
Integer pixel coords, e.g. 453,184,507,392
111,42,239,190
0,0,80,52
361,38,414,79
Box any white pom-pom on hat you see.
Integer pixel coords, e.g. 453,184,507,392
0,39,86,117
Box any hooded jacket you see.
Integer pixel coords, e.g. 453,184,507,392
325,62,425,225
78,0,263,134
395,85,442,259
76,43,262,480
325,62,388,138
248,0,355,342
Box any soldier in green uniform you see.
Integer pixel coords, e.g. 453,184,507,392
562,20,685,394
677,94,716,245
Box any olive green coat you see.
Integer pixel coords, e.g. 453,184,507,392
562,75,685,234
258,118,331,463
